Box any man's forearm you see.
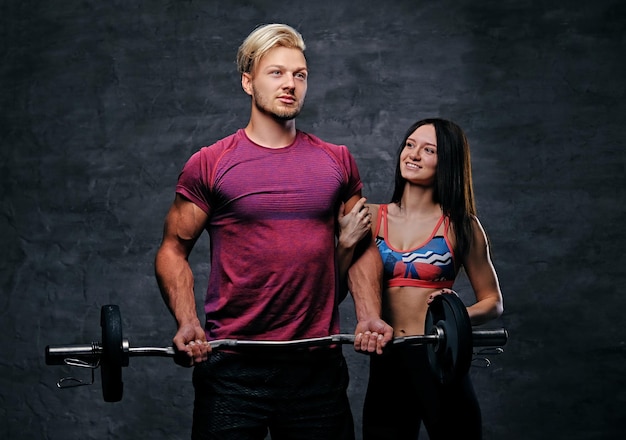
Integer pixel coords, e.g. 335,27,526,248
155,248,200,327
347,240,383,321
336,234,358,298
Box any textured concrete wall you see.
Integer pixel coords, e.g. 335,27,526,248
1,1,624,439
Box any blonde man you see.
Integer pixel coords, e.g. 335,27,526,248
155,23,391,439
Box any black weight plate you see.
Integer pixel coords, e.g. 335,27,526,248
447,294,473,381
425,294,472,384
100,304,124,402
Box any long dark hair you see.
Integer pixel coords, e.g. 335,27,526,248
390,118,476,260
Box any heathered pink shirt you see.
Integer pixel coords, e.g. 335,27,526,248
176,129,362,341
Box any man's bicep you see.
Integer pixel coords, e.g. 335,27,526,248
343,192,363,214
164,194,209,247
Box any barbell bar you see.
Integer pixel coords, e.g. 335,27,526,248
45,294,508,402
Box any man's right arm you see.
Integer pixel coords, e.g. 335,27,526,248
155,193,209,365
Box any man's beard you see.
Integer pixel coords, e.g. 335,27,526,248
252,87,303,121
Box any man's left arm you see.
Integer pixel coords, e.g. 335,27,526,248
343,194,393,354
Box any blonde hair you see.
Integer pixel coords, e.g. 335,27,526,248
236,23,306,74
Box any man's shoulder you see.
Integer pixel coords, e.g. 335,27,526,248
296,130,356,165
194,130,244,158
297,130,344,150
203,130,242,149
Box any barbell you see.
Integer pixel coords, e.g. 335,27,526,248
45,294,508,402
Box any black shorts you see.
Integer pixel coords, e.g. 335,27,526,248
192,348,354,440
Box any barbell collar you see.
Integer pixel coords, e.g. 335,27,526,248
46,343,102,365
472,328,508,347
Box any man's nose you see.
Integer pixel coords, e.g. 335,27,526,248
282,73,295,89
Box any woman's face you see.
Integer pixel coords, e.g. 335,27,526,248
399,124,438,185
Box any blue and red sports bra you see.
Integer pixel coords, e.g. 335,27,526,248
375,204,457,289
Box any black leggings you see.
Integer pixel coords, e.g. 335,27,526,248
362,344,482,440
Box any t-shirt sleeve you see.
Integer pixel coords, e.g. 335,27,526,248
176,148,212,215
338,145,363,201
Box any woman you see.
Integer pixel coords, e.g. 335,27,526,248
339,118,503,439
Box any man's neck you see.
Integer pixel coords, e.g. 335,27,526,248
244,110,297,149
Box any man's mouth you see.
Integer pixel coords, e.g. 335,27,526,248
278,95,296,104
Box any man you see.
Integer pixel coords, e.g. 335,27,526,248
155,23,392,440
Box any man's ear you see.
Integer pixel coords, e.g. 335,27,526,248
241,73,253,96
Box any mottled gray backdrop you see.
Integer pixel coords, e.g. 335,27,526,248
1,1,624,439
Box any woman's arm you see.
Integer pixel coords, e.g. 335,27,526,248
336,197,372,286
463,216,504,325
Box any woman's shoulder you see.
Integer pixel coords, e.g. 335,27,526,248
365,203,385,235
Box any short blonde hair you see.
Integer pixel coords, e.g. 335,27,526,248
236,23,306,74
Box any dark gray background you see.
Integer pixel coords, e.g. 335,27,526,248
2,1,625,439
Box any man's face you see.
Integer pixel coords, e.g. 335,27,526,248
243,46,308,120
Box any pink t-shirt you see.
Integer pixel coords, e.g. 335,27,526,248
176,129,362,341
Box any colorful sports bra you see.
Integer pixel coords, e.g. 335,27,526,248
375,204,456,289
